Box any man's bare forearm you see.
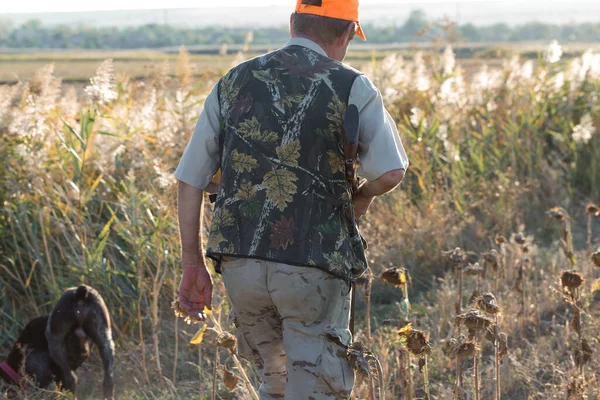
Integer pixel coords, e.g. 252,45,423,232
177,180,206,266
359,168,405,198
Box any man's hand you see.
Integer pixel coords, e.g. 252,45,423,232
352,190,374,220
351,169,405,220
178,263,213,322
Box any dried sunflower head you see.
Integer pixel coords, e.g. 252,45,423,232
464,263,485,276
455,309,495,338
591,249,600,268
443,247,466,265
573,338,593,367
484,325,508,359
477,292,500,315
171,300,204,325
494,235,506,245
449,335,477,358
217,332,237,353
561,270,584,291
483,249,498,264
222,367,239,391
346,342,373,378
585,203,599,216
398,324,432,356
380,267,411,287
547,206,568,221
514,233,526,245
497,332,508,360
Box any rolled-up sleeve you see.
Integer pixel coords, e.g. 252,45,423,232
174,83,221,190
349,75,409,181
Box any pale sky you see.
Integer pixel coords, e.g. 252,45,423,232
0,0,488,14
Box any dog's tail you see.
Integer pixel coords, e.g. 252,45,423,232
75,285,88,301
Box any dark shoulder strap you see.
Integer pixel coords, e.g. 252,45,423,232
343,104,360,193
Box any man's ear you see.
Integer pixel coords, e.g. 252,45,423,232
341,22,356,46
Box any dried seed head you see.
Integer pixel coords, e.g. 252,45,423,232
171,300,203,325
497,332,508,360
495,235,506,245
477,293,500,315
585,203,599,216
484,326,508,360
573,338,593,367
398,324,432,356
222,367,239,391
483,249,498,264
514,233,526,245
380,267,411,287
449,335,477,358
346,342,373,378
547,206,568,221
561,270,584,291
455,309,495,338
217,332,238,353
591,249,600,268
463,262,484,276
443,247,466,264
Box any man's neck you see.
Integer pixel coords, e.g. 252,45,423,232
291,34,333,58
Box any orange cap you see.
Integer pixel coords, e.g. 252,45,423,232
295,0,366,41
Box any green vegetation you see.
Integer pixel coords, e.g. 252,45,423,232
2,10,600,50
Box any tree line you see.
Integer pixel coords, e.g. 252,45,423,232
1,10,599,50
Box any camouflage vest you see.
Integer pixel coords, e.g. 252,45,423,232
206,45,367,281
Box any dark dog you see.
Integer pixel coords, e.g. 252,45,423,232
1,285,115,399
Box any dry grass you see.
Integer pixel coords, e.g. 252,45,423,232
1,41,600,399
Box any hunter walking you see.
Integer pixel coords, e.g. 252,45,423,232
175,0,409,398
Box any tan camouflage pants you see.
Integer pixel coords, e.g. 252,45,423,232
221,258,354,400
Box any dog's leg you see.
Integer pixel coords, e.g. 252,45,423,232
87,325,115,400
45,324,77,393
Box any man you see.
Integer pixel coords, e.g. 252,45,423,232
175,0,408,398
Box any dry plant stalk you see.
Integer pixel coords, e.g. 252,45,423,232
449,334,476,400
381,266,412,399
550,205,590,394
443,247,466,314
585,203,599,254
476,293,506,400
548,207,576,266
346,341,385,400
455,309,496,400
173,301,259,400
398,324,432,400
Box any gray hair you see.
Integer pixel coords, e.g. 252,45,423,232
291,12,356,44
